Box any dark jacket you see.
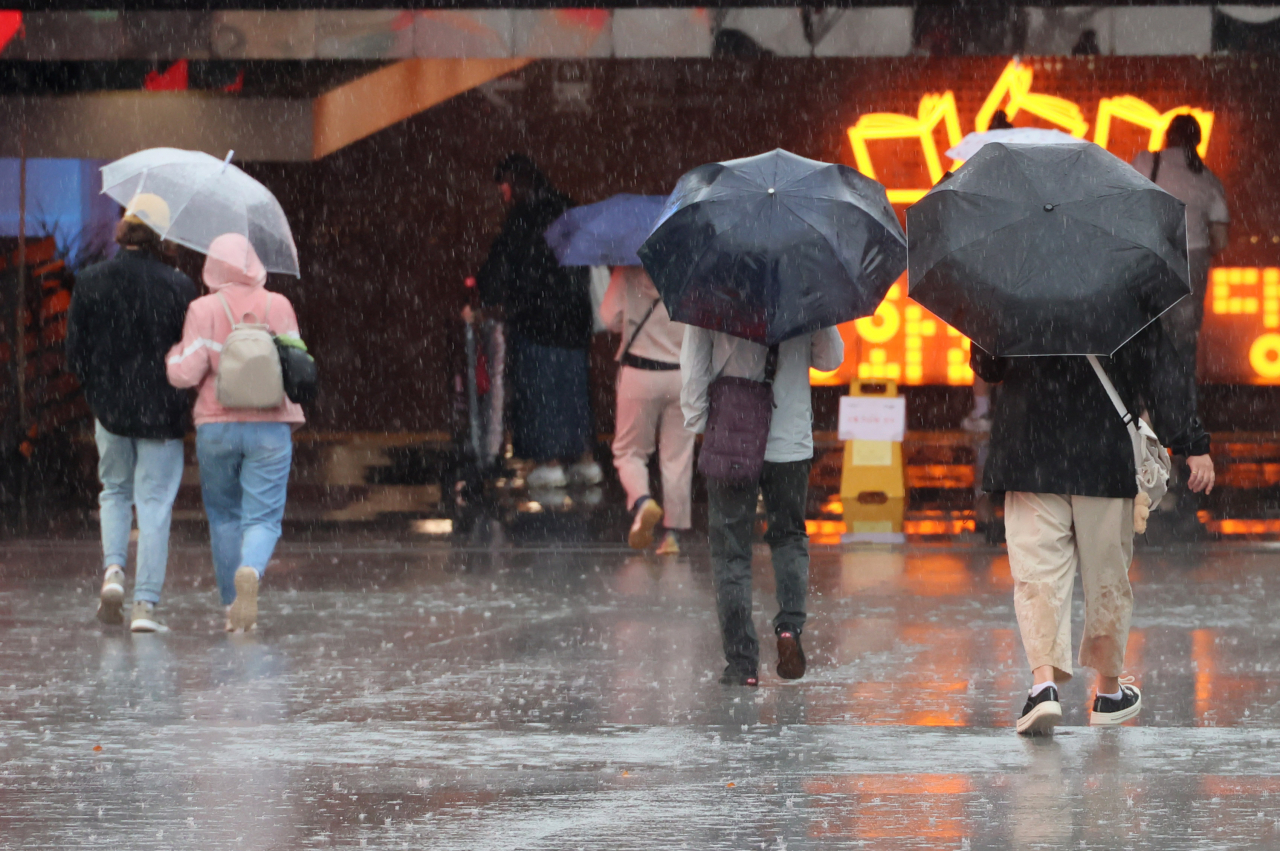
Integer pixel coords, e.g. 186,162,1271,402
66,249,198,440
972,321,1211,498
477,189,593,349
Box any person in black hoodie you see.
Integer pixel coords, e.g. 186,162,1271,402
972,320,1214,736
476,154,600,490
67,195,197,632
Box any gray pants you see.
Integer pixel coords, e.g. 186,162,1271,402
707,458,811,676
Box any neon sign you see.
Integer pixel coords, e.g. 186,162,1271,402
846,59,1213,204
818,59,1224,387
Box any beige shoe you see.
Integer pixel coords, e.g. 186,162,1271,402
628,498,664,549
130,601,169,633
97,566,126,625
655,530,681,556
228,566,259,632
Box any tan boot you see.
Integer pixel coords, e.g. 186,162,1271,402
628,498,664,550
227,566,259,632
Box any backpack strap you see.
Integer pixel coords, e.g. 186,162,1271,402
217,292,237,327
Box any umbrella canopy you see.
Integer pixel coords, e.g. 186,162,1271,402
638,148,906,346
945,128,1081,162
101,148,299,276
544,193,667,267
908,142,1190,357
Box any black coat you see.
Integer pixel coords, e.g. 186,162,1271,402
66,249,198,440
477,189,593,350
972,321,1211,498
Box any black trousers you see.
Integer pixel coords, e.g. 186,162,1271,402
706,458,811,676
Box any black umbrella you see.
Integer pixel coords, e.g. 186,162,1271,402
638,149,906,346
907,142,1190,357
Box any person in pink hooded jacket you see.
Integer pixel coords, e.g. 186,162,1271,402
167,234,305,632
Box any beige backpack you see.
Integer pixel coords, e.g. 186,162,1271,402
216,293,284,409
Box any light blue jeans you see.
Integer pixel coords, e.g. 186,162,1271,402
196,423,293,606
95,422,185,605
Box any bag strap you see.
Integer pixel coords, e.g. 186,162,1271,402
1087,354,1144,474
1086,354,1134,428
764,344,780,385
620,299,660,361
1150,150,1162,183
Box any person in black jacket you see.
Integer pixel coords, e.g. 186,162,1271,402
972,319,1214,736
66,196,197,632
475,154,601,490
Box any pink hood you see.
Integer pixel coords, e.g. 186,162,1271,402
204,233,268,292
166,234,305,427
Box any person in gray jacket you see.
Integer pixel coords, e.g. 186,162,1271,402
682,326,844,686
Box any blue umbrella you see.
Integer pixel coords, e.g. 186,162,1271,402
544,193,668,267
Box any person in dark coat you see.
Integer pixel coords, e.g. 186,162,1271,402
476,154,600,490
972,320,1213,736
66,195,197,632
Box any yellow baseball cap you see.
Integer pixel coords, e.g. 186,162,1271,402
123,193,171,232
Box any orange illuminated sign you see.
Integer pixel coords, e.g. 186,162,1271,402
818,59,1224,386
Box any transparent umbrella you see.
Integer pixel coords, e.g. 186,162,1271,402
101,147,299,276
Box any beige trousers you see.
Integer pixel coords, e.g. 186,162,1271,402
612,366,695,529
1005,492,1135,681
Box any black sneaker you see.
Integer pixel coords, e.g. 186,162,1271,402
775,628,806,680
1090,679,1142,726
719,666,758,687
1016,685,1062,736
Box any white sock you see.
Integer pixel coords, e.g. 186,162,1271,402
971,396,990,417
1098,688,1123,700
1029,681,1055,697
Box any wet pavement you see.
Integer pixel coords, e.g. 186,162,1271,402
3,537,1280,849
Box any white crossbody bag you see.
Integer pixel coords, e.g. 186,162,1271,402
1086,355,1171,533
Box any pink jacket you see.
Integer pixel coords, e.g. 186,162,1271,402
166,234,306,427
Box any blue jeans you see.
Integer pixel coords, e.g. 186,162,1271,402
95,422,185,605
196,423,293,606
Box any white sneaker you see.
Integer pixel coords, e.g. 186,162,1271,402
97,566,126,625
130,601,169,633
567,460,603,486
526,464,568,489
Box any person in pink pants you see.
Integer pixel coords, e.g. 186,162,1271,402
600,266,693,555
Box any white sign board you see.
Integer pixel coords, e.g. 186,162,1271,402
838,396,906,442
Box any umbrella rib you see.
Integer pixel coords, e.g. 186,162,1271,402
776,195,869,285
1058,210,1189,272
911,211,1041,281
667,199,767,310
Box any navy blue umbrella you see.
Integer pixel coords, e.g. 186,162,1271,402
638,149,906,346
544,193,668,267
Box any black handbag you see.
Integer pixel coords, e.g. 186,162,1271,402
275,337,318,404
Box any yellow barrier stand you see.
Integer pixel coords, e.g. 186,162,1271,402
840,379,906,543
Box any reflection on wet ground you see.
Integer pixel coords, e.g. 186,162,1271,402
2,540,1280,848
